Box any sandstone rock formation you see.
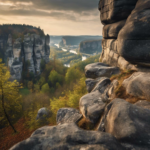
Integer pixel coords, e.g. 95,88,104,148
10,123,125,150
85,62,120,78
79,40,102,54
4,33,50,81
97,98,150,150
122,72,150,100
56,108,82,125
99,0,150,69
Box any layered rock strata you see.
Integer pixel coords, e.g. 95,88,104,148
79,40,102,54
5,33,50,81
99,0,150,70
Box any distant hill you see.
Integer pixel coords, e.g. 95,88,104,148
79,39,102,54
0,24,45,41
59,36,102,47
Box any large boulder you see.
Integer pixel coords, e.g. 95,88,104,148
97,98,150,149
122,72,150,100
56,108,82,125
10,123,126,150
92,77,111,93
99,0,137,24
79,90,107,123
85,62,120,79
103,20,126,39
117,0,150,65
85,78,100,93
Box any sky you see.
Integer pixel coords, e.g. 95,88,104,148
0,0,103,35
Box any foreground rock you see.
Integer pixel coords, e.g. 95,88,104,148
56,108,82,125
98,98,150,149
92,77,111,93
85,62,120,79
79,90,107,123
85,78,101,93
122,72,150,100
10,123,125,150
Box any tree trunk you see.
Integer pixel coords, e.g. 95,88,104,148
1,84,17,133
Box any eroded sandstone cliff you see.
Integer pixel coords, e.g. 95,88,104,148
99,0,150,70
4,33,50,81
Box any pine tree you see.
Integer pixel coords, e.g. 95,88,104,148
0,59,22,133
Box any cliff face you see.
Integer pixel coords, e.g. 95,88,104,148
79,40,102,54
4,33,50,81
59,36,102,47
99,0,150,70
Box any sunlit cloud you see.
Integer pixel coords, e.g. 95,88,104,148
0,0,102,35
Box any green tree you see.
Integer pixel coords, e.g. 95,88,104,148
65,67,81,84
0,59,22,133
48,70,63,87
41,83,50,93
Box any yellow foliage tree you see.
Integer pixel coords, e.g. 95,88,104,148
0,59,22,133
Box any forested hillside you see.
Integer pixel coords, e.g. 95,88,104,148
0,24,44,41
0,54,100,150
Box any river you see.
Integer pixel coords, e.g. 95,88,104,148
54,43,87,67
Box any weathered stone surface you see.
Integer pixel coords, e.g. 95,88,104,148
24,33,35,73
117,0,150,65
79,40,102,54
36,107,50,120
92,77,111,93
79,90,106,123
5,33,50,80
85,78,100,93
97,98,150,149
99,0,137,24
134,100,150,110
85,62,120,79
122,72,150,100
103,20,126,39
56,108,82,125
10,123,125,150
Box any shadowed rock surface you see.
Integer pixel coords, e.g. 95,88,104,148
97,98,150,149
79,90,107,123
10,123,126,150
117,0,150,65
92,77,111,93
56,108,82,125
103,20,126,39
85,62,120,79
99,0,137,24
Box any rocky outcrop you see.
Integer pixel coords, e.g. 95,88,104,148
56,108,82,125
80,90,107,123
85,62,120,79
4,33,50,81
97,98,150,150
10,123,125,150
99,0,150,69
122,72,150,100
36,108,50,120
79,40,102,54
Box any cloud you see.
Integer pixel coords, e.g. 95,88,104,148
0,0,100,21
